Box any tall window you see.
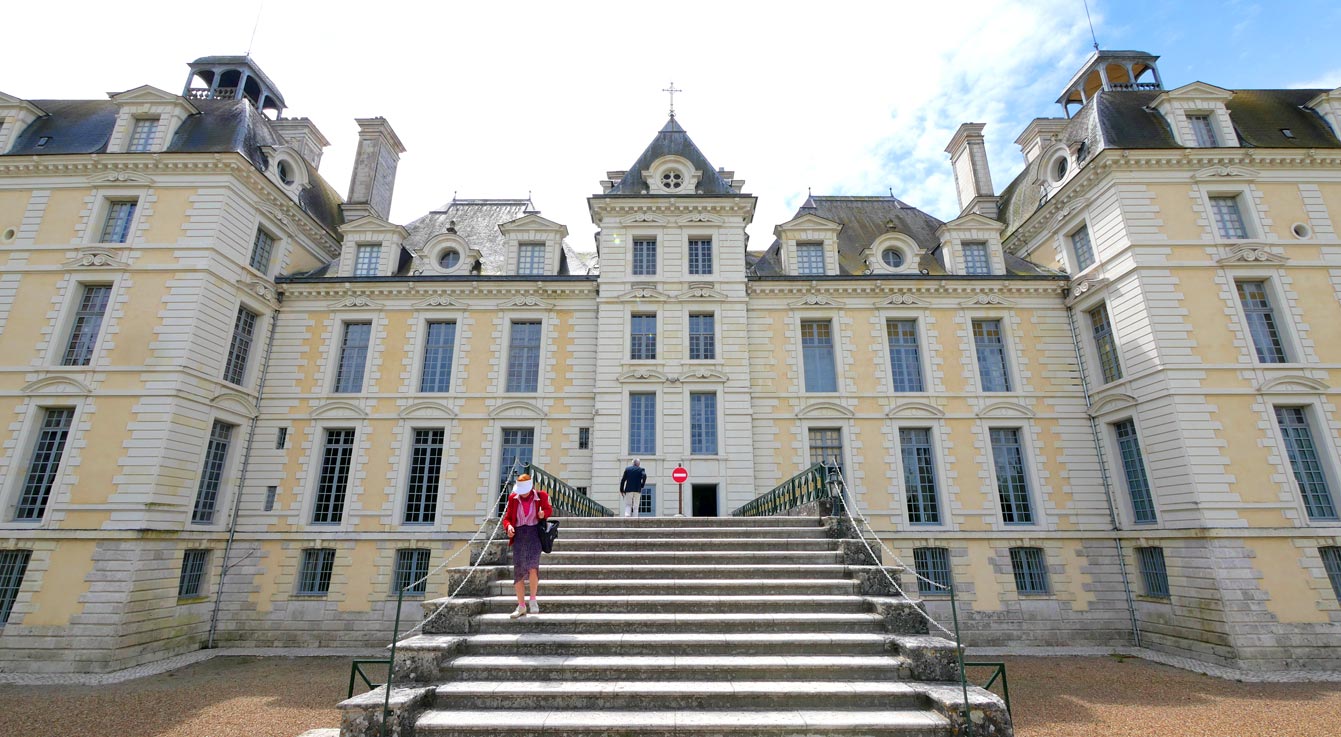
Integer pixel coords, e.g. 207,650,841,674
688,238,713,275
900,428,940,524
1321,546,1341,602
1010,547,1050,594
249,228,275,273
800,319,838,392
809,428,843,472
1069,225,1095,272
629,393,656,455
517,243,546,275
629,314,657,360
1188,114,1218,147
498,428,535,505
419,321,456,392
100,200,137,243
1210,195,1249,239
632,239,657,276
990,428,1034,524
404,429,444,524
127,118,160,152
394,549,431,595
223,307,258,386
690,392,718,456
688,314,716,360
1236,281,1288,363
1275,407,1339,520
972,319,1011,392
0,550,32,625
177,549,209,598
1113,419,1157,524
505,321,541,392
1136,546,1170,598
14,408,75,521
795,243,826,275
913,547,951,596
191,420,234,524
61,284,112,366
312,429,355,524
578,427,590,450
296,549,336,595
886,320,924,392
333,323,372,393
639,484,656,516
353,244,381,276
1088,304,1122,384
962,242,991,275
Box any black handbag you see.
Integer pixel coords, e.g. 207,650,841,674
538,519,560,554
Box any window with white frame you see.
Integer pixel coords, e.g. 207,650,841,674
629,392,656,455
419,321,456,393
296,548,336,595
1009,547,1049,594
1274,406,1339,521
1113,419,1157,524
61,284,112,366
962,242,991,275
333,322,372,393
353,244,381,276
505,321,542,393
629,314,657,360
1209,195,1250,239
1136,546,1170,598
972,319,1012,392
688,313,715,360
1069,224,1095,272
14,408,75,521
99,200,137,243
795,243,826,275
311,429,355,524
517,243,546,275
690,392,718,455
1235,280,1288,363
886,319,924,392
913,547,951,596
1088,303,1123,384
632,239,657,276
800,319,838,392
0,550,33,624
249,228,275,274
403,429,444,524
808,427,844,474
900,428,940,525
688,238,713,275
990,428,1034,524
1188,114,1218,147
639,484,656,516
1321,546,1341,602
394,548,431,595
190,420,234,524
177,549,209,598
578,427,590,450
223,307,258,387
127,117,160,153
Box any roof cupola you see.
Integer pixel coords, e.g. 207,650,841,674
182,55,286,118
1057,50,1163,117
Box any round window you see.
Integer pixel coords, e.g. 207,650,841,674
439,249,461,269
881,248,905,269
276,160,295,186
1292,223,1312,239
660,171,684,190
1052,156,1069,182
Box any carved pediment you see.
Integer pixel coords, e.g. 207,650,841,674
21,375,91,395
85,170,155,185
798,401,855,418
1048,197,1090,229
211,391,257,416
1193,165,1260,180
1089,392,1138,416
618,286,670,301
412,293,467,309
886,401,945,419
328,293,384,310
237,278,279,307
1066,276,1110,305
680,367,727,382
1217,245,1287,265
676,284,727,300
977,401,1035,418
961,292,1016,307
874,293,929,307
310,400,368,419
677,212,724,224
1257,375,1329,393
788,293,845,308
499,295,555,310
65,246,128,269
619,367,668,382
621,212,670,225
489,400,547,419
399,400,458,419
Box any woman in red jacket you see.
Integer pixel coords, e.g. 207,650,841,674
501,473,552,619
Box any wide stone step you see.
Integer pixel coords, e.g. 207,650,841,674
473,611,886,634
552,516,819,528
555,537,839,552
485,578,859,597
415,708,950,736
442,654,914,682
524,564,860,580
432,679,929,710
480,594,870,615
538,550,844,566
562,526,830,539
461,632,892,656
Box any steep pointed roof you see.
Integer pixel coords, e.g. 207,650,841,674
605,117,739,195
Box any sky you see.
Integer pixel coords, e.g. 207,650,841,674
3,0,1340,255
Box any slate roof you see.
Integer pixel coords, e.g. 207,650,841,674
605,117,739,195
752,196,942,276
400,198,595,276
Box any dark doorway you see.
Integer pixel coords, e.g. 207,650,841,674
691,484,719,517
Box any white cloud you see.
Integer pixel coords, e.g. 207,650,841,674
1289,69,1341,89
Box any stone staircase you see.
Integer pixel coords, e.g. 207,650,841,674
332,515,1011,737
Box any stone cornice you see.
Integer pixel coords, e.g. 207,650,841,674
746,277,1064,300
278,278,600,303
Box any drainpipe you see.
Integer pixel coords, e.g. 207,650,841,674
1064,287,1142,648
207,296,281,648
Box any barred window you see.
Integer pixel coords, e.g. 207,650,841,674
128,118,159,152
1069,225,1094,272
688,238,713,275
1321,546,1341,602
801,319,837,392
690,392,718,456
900,428,940,525
312,429,355,524
688,313,716,360
333,323,372,393
15,408,75,521
808,428,843,474
0,550,33,625
913,547,952,596
1275,407,1339,520
1113,419,1157,524
61,284,112,366
578,427,590,450
962,242,991,275
1236,281,1288,363
972,319,1011,392
886,320,924,392
420,321,456,392
249,228,275,273
404,429,444,524
517,243,546,275
191,420,234,524
223,307,258,386
177,549,209,598
1210,195,1249,239
505,321,542,393
1009,547,1049,594
629,393,656,455
100,200,137,243
990,428,1034,524
1088,303,1123,384
629,314,658,360
1189,114,1219,147
354,245,381,276
296,549,336,595
394,548,431,595
632,239,657,276
1136,546,1170,598
795,243,825,275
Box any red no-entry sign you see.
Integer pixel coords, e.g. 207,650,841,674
671,466,688,484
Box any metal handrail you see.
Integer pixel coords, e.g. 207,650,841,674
729,462,830,517
348,658,390,698
965,661,1011,714
526,463,616,517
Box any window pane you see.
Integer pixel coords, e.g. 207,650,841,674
404,429,444,524
689,314,716,360
177,549,209,598
630,314,657,360
1070,225,1094,272
312,429,355,524
1236,281,1287,363
0,550,33,625
62,284,112,366
1113,419,1157,524
191,420,234,524
913,547,952,595
334,323,372,393
688,239,713,275
1321,547,1341,602
1137,546,1170,598
809,428,843,473
354,245,381,276
629,393,656,455
796,244,825,275
1088,304,1123,384
1009,547,1049,594
420,321,456,392
963,243,991,275
223,307,258,386
801,320,837,392
900,428,940,524
690,392,718,455
1189,115,1218,147
632,239,657,276
886,320,924,392
394,549,431,595
639,484,656,516
250,228,275,273
518,244,546,275
128,118,159,152
1275,407,1339,520
505,321,541,393
990,428,1033,524
15,408,75,520
100,200,137,243
973,319,1011,392
1210,196,1248,239
297,549,336,595
578,427,590,450
498,428,535,511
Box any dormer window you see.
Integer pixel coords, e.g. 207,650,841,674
1052,156,1069,182
881,248,905,269
796,243,826,275
439,248,461,270
1189,114,1218,147
354,244,381,276
127,117,160,153
660,170,684,190
276,159,296,186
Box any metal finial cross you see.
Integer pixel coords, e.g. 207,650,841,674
662,82,682,117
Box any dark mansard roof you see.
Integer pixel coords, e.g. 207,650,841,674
604,117,740,196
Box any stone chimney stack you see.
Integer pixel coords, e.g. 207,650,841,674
270,118,330,170
945,123,998,219
342,117,406,223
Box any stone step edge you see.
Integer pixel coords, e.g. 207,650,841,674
432,679,929,696
414,708,951,731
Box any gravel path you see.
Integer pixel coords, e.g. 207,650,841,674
1,654,1338,736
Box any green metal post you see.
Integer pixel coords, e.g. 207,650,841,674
381,583,405,737
949,581,972,737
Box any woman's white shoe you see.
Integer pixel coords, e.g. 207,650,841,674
528,600,540,614
509,604,527,619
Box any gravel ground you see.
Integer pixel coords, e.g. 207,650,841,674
1,654,1338,736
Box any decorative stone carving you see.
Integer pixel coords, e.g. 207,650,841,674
412,294,466,309
1065,276,1110,305
788,293,844,308
85,170,154,184
619,286,670,301
1193,165,1259,180
328,293,384,310
237,279,279,307
65,247,128,269
874,293,926,307
960,292,1014,307
499,295,554,309
676,284,727,300
1216,245,1287,265
618,368,668,382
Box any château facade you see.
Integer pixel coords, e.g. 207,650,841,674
2,50,1341,675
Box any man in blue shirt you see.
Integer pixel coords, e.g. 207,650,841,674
619,459,647,518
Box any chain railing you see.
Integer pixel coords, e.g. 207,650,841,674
730,462,831,517
527,463,616,517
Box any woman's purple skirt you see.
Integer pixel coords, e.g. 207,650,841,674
512,524,542,582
